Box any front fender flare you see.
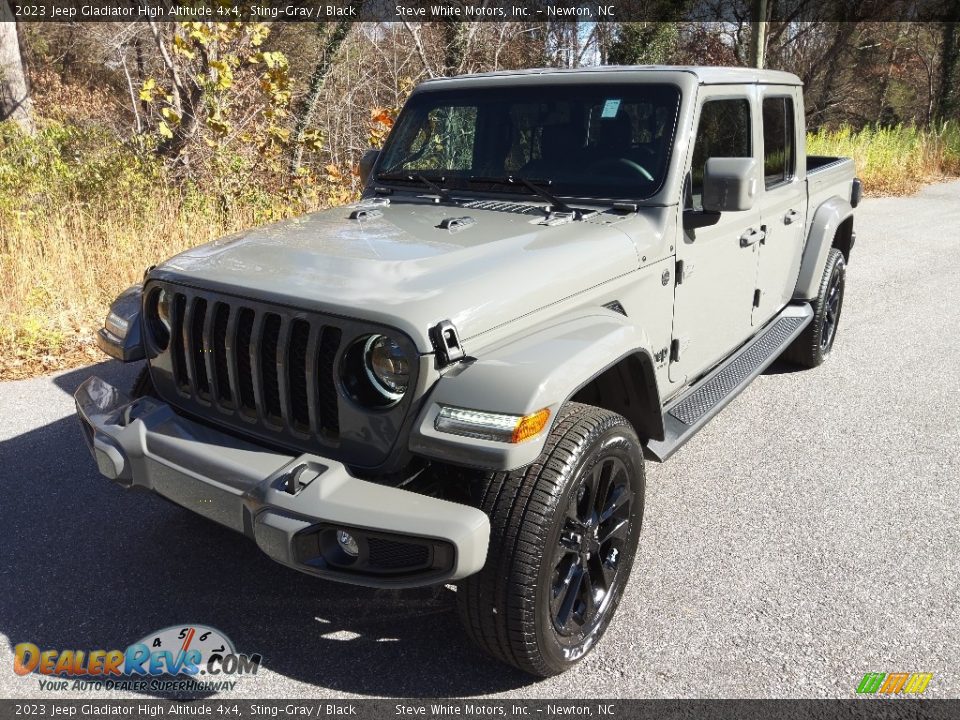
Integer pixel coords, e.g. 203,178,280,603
409,310,661,471
97,284,145,363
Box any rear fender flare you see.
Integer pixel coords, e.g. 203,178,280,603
794,197,853,301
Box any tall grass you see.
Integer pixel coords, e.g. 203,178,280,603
1,120,958,379
807,121,960,195
0,122,323,379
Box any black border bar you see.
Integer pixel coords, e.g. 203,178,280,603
9,0,960,23
2,699,959,719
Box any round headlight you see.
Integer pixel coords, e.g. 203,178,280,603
145,287,172,350
156,288,172,331
364,335,410,398
340,333,412,408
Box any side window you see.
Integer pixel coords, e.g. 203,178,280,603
689,99,751,208
762,96,795,188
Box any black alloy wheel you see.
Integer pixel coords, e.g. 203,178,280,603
820,259,845,353
549,456,634,650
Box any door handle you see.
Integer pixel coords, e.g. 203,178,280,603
784,209,800,225
739,228,765,247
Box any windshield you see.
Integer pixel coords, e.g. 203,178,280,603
377,83,682,201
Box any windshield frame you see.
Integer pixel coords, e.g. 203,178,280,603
375,81,684,206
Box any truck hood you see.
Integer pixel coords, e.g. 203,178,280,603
152,199,643,353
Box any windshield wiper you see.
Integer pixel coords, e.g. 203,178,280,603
375,171,454,203
467,176,579,218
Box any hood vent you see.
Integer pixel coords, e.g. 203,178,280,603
348,208,383,221
438,216,475,233
462,200,541,215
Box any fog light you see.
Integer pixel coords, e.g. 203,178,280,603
337,530,359,557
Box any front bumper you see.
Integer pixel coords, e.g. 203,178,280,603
74,376,489,588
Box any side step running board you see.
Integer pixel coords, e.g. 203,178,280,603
646,303,813,462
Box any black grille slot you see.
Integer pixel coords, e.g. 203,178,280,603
367,538,429,570
236,308,256,413
212,303,231,403
317,327,342,435
148,284,369,450
171,293,188,390
288,319,311,431
190,297,210,398
260,313,283,421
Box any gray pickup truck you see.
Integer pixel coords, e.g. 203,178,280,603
77,66,859,676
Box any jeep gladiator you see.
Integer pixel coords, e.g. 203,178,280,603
77,66,859,676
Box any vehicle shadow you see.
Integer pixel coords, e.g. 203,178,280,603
0,361,535,698
762,358,805,376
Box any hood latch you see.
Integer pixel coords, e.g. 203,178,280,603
430,320,466,367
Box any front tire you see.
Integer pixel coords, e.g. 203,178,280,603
457,403,645,676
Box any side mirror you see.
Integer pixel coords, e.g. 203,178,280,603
359,148,380,186
702,157,757,213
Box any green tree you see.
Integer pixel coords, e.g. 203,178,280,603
289,21,351,174
607,23,679,65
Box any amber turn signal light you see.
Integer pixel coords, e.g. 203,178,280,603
511,408,551,443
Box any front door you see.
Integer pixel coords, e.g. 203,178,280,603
670,92,762,384
754,90,806,325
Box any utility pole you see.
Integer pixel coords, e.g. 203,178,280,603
749,0,768,69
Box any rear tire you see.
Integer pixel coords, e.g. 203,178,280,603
457,402,645,676
785,247,846,368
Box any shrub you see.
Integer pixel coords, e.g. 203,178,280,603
0,120,354,378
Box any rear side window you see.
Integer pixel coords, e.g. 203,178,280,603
762,96,795,188
689,98,751,207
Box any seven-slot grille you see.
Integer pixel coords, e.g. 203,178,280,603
161,288,343,442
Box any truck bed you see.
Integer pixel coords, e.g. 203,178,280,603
807,155,857,219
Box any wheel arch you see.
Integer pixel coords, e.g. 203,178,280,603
832,215,855,262
568,351,664,445
794,196,854,301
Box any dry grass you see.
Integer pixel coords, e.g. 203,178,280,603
2,121,958,381
0,195,275,379
0,120,327,379
807,121,960,195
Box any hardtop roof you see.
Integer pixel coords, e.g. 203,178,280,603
420,65,802,87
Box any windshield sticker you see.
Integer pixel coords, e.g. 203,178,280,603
601,99,621,118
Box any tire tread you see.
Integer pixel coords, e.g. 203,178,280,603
784,247,845,368
457,402,640,676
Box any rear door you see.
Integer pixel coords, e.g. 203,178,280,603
669,90,762,384
753,89,806,325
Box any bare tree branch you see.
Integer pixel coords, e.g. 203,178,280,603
402,21,435,78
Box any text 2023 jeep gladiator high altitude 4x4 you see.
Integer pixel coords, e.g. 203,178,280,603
77,66,859,676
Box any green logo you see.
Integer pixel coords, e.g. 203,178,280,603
856,672,932,694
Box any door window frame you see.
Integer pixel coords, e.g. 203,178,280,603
760,94,797,191
684,92,755,210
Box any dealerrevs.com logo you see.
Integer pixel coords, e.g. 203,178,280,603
14,624,262,693
856,672,934,695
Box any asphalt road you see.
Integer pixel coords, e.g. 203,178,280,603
1,180,958,700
